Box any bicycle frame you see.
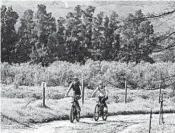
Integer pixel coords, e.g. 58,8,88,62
93,98,108,121
68,95,80,108
71,98,77,113
97,101,105,115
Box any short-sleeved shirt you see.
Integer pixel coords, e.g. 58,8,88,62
97,86,106,97
70,81,81,95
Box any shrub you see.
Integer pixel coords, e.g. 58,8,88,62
1,61,175,89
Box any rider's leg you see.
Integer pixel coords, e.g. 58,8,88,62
75,100,81,112
98,96,103,103
102,96,108,108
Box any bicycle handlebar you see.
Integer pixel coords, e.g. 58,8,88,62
66,95,81,98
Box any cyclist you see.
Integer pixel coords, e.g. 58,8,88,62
91,80,108,108
65,76,81,112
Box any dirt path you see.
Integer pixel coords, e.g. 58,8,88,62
2,114,175,133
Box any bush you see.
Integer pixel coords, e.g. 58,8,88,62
1,61,175,89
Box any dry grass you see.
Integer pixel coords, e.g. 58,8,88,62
1,85,175,128
1,84,67,99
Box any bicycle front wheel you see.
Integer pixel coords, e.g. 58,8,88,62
102,106,108,121
70,106,75,123
76,110,80,122
94,104,99,121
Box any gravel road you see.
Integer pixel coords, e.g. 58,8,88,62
2,114,175,133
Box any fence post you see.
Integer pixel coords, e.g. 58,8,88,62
149,108,152,133
42,82,46,107
162,94,164,125
159,93,164,125
173,82,175,93
159,81,162,103
82,73,84,104
125,80,127,103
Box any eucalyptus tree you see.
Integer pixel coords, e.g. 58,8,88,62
1,5,19,63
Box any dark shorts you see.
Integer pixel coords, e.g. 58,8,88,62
72,94,81,102
98,95,108,103
71,95,81,111
73,91,81,97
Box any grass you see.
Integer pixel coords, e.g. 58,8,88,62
1,85,175,128
1,84,66,99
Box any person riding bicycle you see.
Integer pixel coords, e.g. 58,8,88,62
91,80,108,108
65,76,81,112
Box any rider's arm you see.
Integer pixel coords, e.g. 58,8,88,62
105,86,108,97
79,81,82,96
80,86,82,97
66,82,73,96
91,87,98,97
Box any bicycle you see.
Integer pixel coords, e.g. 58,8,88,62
67,95,81,123
93,99,108,121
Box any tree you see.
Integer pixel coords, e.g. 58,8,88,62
91,11,120,61
142,2,175,62
31,4,57,65
64,5,90,63
82,5,96,61
120,10,157,64
103,11,120,60
91,12,104,60
17,9,35,63
1,5,19,63
155,37,175,62
47,17,66,61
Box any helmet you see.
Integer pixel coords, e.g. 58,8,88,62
98,80,103,85
73,76,78,80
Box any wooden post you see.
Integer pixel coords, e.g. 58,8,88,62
42,82,46,107
82,73,84,104
124,80,127,103
159,93,164,125
159,81,162,103
162,94,164,125
149,109,152,133
159,98,162,125
172,82,175,94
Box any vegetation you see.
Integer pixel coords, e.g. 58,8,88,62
2,4,174,65
1,61,175,90
1,3,175,131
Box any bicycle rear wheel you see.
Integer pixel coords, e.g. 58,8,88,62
94,104,99,121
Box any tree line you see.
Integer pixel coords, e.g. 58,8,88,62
1,4,162,65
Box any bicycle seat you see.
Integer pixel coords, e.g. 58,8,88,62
96,101,100,104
